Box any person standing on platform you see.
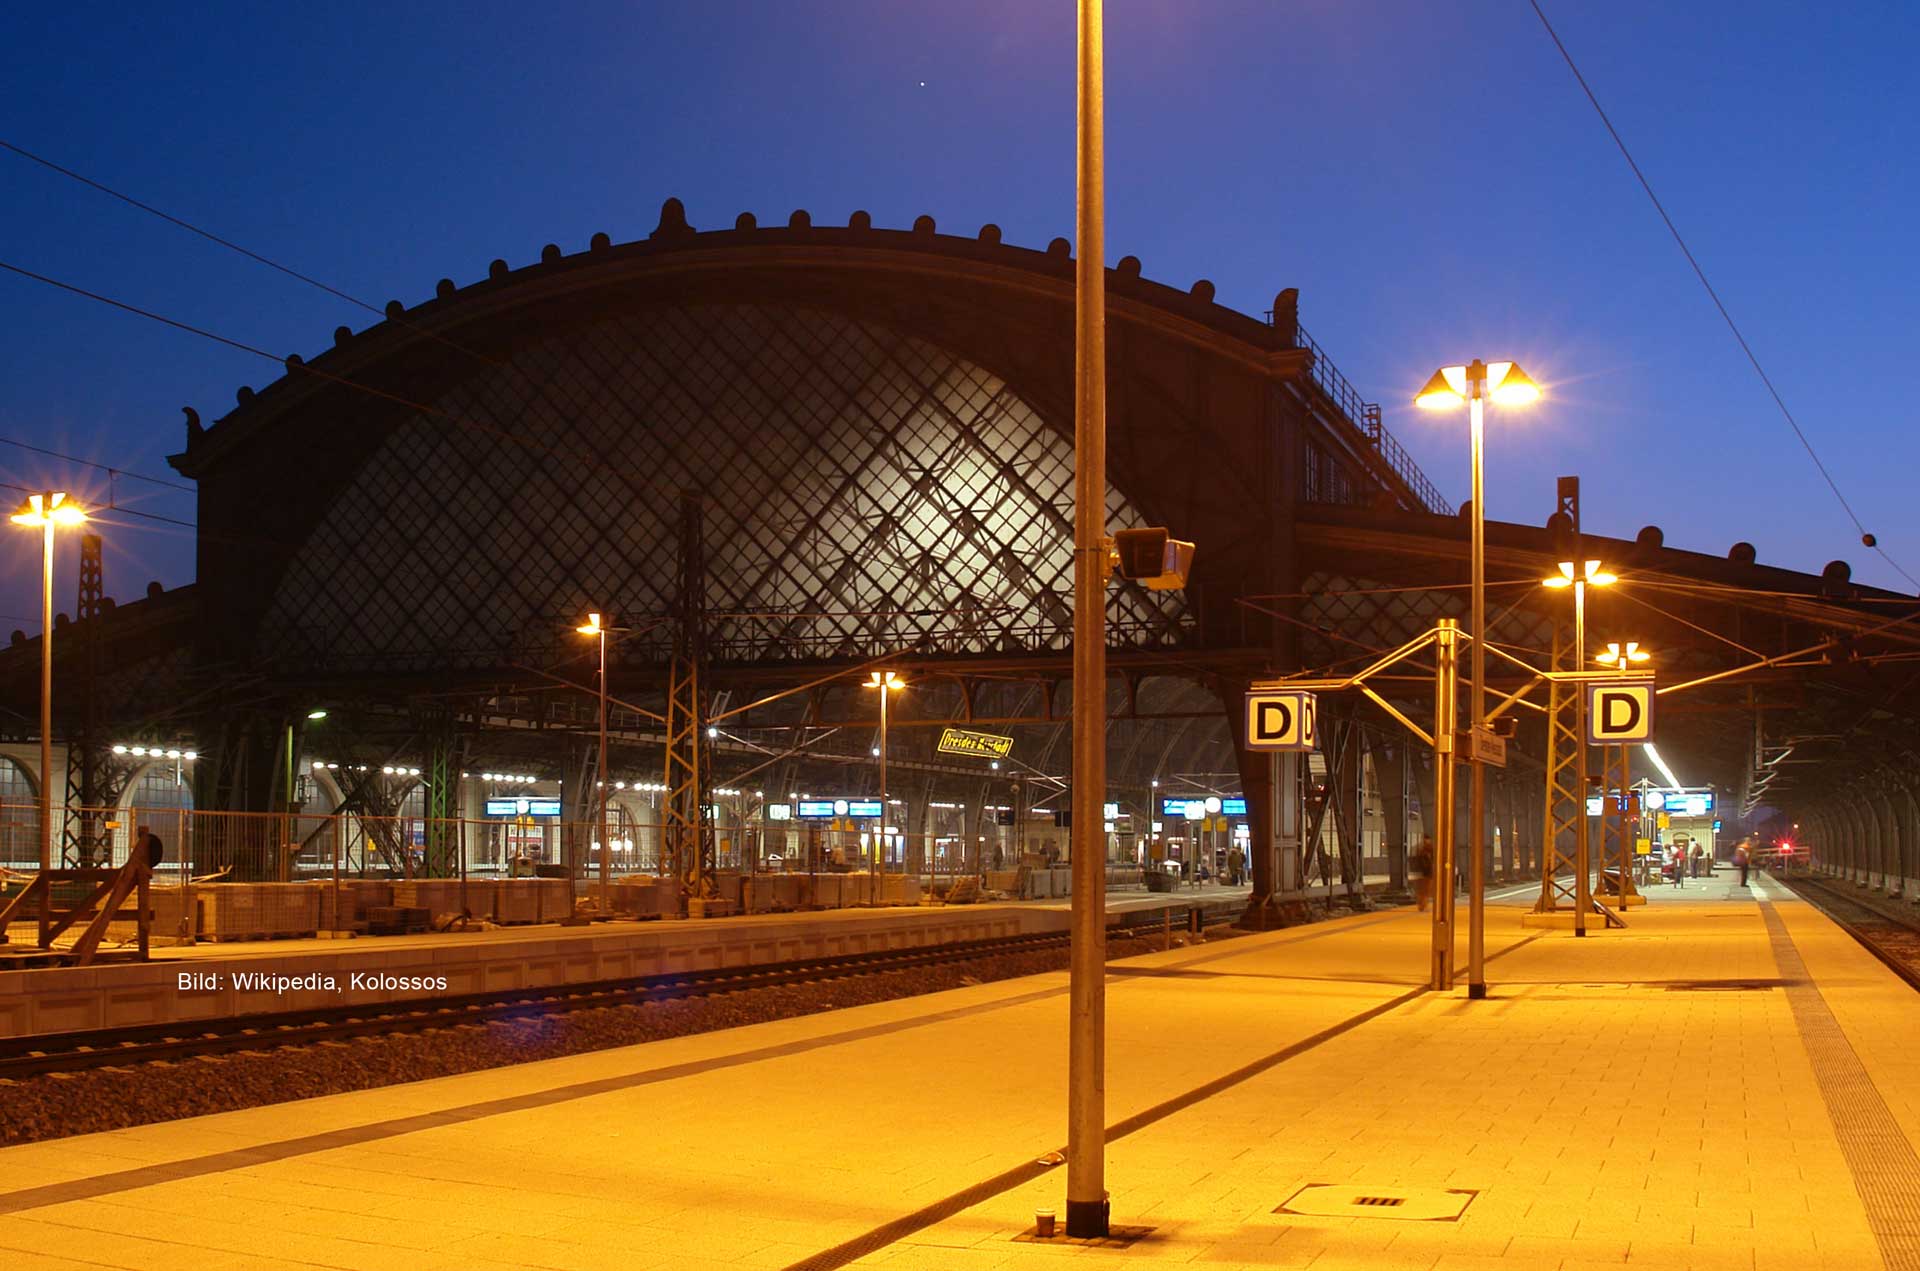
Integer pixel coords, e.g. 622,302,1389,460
1412,837,1434,911
1734,838,1751,888
1691,840,1706,879
1668,842,1685,887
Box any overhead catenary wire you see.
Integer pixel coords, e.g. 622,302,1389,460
0,437,194,495
0,138,510,372
0,257,691,499
1527,1,1917,593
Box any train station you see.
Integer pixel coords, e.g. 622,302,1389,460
3,7,1919,1268
0,200,1914,1270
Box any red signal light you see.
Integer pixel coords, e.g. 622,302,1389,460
1780,843,1795,855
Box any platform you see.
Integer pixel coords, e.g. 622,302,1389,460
2,872,1915,1271
0,884,1252,1038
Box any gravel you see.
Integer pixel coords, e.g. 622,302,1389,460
0,925,1243,1147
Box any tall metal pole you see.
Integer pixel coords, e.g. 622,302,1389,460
596,626,610,910
1067,0,1110,1240
877,685,888,884
1467,394,1488,998
1573,580,1590,937
1431,619,1459,990
38,508,54,876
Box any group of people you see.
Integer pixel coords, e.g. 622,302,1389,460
1662,837,1708,886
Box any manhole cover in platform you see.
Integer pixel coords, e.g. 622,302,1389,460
1277,1184,1475,1222
1663,978,1783,992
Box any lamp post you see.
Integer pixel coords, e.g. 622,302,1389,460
1542,558,1616,935
1067,0,1110,1239
864,670,904,887
576,612,630,910
1415,361,1539,996
11,492,87,874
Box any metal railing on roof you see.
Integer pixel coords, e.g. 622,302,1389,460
1268,312,1454,516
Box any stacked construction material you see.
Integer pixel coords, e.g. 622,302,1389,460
198,883,322,940
317,879,395,932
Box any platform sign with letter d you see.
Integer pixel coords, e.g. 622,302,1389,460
1587,681,1654,744
1245,690,1317,751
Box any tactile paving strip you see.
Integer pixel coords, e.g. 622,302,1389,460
1762,900,1920,1269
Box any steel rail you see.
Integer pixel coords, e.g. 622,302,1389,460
0,907,1242,1080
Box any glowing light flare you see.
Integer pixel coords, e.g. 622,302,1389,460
864,669,906,690
1544,559,1615,588
1413,361,1541,409
1596,641,1652,668
576,612,604,637
10,492,87,528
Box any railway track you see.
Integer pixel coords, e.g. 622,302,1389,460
0,906,1240,1081
1776,872,1920,992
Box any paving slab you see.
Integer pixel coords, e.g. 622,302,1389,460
0,872,1912,1271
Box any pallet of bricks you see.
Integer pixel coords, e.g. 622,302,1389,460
317,879,394,934
487,879,534,925
199,882,322,941
611,876,676,919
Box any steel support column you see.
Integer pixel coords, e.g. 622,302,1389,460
663,492,712,914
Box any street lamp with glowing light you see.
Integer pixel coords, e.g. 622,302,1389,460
1412,358,1541,997
11,491,87,874
576,611,631,907
1596,641,1651,673
863,670,906,881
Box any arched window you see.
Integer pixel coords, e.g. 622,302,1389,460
124,765,194,868
0,756,37,869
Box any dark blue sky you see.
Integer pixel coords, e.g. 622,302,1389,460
2,1,1914,629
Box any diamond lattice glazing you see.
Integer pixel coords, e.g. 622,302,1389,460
259,304,1190,670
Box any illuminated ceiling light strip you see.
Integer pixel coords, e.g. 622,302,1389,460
1643,743,1682,789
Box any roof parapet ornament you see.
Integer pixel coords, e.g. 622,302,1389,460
652,197,693,240
488,259,509,280
182,406,203,443
540,244,562,263
977,224,1002,245
333,326,352,346
912,214,936,235
436,278,456,298
384,300,404,319
590,232,611,251
1189,279,1215,302
1729,542,1757,565
1047,237,1070,258
1116,255,1141,278
735,212,757,230
849,210,872,230
1271,288,1299,347
788,209,811,229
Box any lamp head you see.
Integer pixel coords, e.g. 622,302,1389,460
864,669,904,690
1487,361,1541,406
1415,367,1467,410
306,709,328,720
10,492,87,528
576,612,604,637
1546,559,1613,588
